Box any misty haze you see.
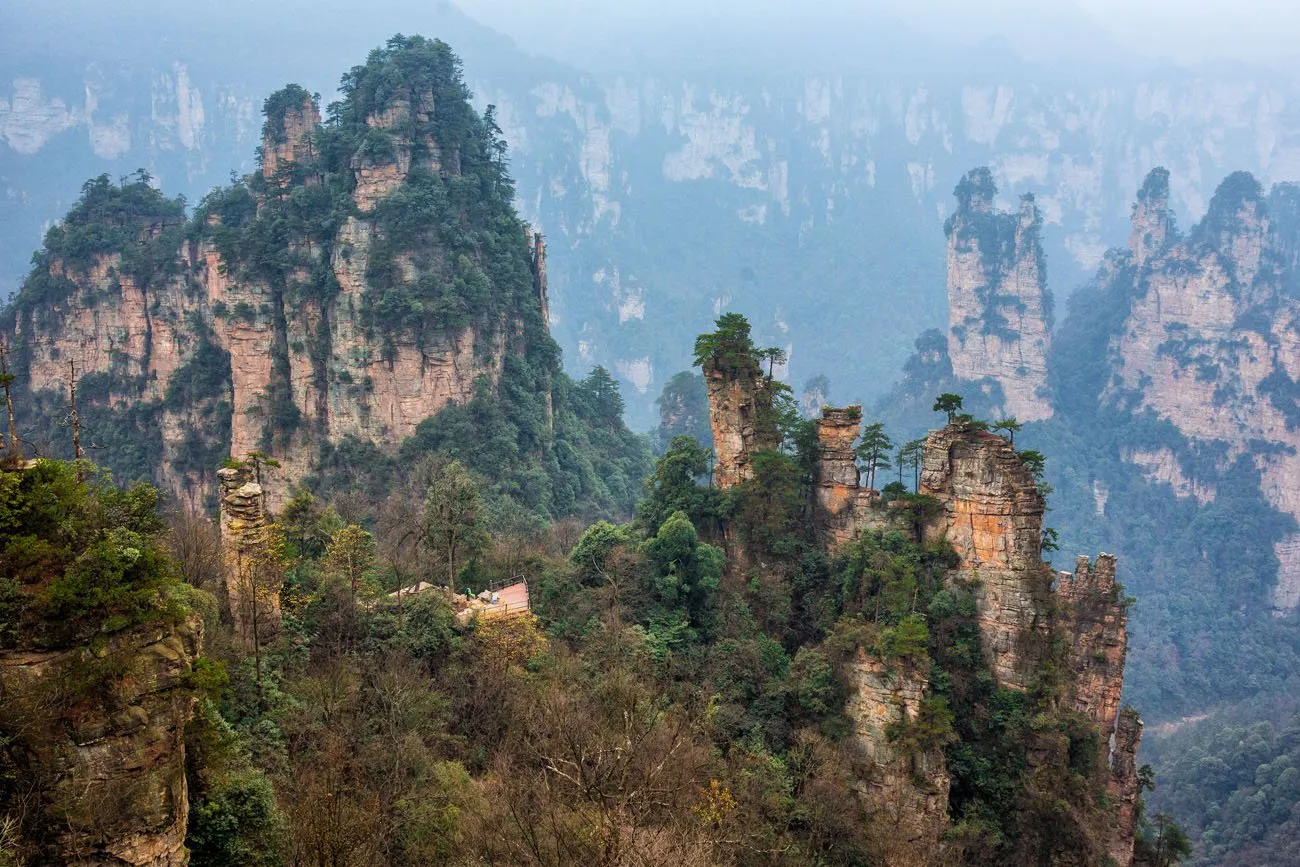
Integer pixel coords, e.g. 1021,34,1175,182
1,2,1299,865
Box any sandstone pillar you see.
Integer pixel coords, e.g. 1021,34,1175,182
218,464,282,647
919,424,1052,689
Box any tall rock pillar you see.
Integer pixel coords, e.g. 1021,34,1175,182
945,168,1053,422
260,87,321,184
1108,708,1144,867
918,423,1052,689
846,651,951,866
1057,553,1142,867
1129,167,1174,269
218,464,282,647
813,405,874,547
703,361,778,490
1057,554,1128,736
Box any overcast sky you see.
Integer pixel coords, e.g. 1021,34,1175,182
454,0,1300,68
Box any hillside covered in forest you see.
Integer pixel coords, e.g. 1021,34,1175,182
0,36,1186,867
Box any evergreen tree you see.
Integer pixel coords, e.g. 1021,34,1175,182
933,393,964,424
855,421,893,490
422,460,488,592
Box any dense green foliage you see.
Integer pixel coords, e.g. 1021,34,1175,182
0,299,1152,866
0,36,648,522
1143,690,1300,866
0,461,215,862
0,460,189,648
0,30,1192,862
395,364,651,520
870,168,1300,863
654,370,712,453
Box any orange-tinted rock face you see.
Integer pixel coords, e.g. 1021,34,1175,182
919,424,1051,689
351,92,444,212
812,405,880,547
704,366,778,489
3,77,544,512
946,168,1053,423
1108,708,1144,867
1057,554,1128,738
21,253,187,408
218,464,281,647
261,93,320,182
1056,555,1142,867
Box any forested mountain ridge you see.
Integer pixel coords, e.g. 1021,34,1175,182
5,1,1300,425
1,309,1158,865
873,162,1300,864
0,36,649,520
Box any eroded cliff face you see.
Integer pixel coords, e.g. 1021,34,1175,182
1056,554,1142,866
846,652,949,866
0,618,201,866
3,45,550,511
1103,169,1300,611
945,169,1053,423
1057,555,1128,739
919,424,1052,688
700,354,1142,862
812,406,878,547
704,363,778,489
13,12,1300,428
1109,709,1144,866
914,428,1140,863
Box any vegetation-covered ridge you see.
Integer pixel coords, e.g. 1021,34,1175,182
0,35,649,521
877,163,1300,866
1,310,1179,866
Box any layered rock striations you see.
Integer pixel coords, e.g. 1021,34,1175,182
1102,168,1300,611
812,405,878,546
702,348,1142,861
218,463,281,647
918,423,1052,689
260,85,319,184
0,618,202,866
1,38,552,511
1057,554,1142,866
1057,554,1127,737
1109,708,1144,866
945,168,1054,423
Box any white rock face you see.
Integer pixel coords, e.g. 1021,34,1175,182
1,78,78,154
615,357,653,393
